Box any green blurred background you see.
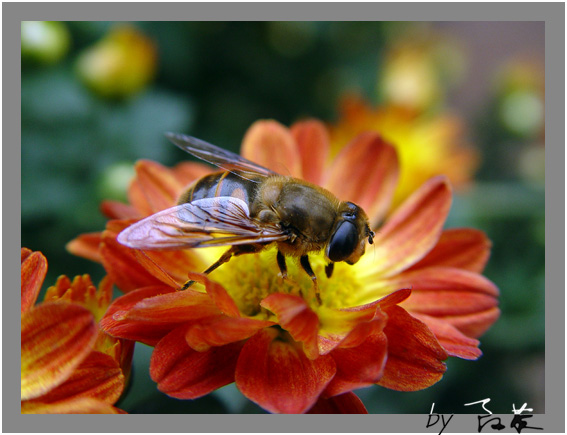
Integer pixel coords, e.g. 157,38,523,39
21,21,544,414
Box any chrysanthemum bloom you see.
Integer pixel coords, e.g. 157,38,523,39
329,95,479,209
21,248,133,414
68,119,499,414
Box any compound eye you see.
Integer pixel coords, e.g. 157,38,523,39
327,221,358,262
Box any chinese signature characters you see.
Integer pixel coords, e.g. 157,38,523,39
427,399,543,434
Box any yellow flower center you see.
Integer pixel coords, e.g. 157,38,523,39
206,246,368,318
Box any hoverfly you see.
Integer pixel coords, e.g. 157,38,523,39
118,133,375,302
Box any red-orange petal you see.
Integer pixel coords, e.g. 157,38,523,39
438,306,501,339
21,302,97,400
127,177,154,217
317,294,397,355
128,289,220,323
101,220,206,292
368,176,452,278
412,313,483,360
324,132,399,226
21,247,33,262
171,161,212,187
151,325,244,399
100,200,140,220
307,392,368,414
261,293,320,360
377,306,448,392
25,350,124,405
317,301,380,355
334,307,387,349
100,221,166,291
408,228,492,273
186,272,241,318
66,233,103,264
235,328,336,414
100,285,183,346
290,119,330,185
241,120,302,177
128,160,185,215
391,267,499,337
185,315,274,351
22,397,124,414
377,287,413,309
324,323,388,397
21,249,47,313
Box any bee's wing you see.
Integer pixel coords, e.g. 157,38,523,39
165,132,277,180
117,196,288,250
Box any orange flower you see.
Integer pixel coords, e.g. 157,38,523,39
21,248,133,414
68,120,499,413
329,95,479,209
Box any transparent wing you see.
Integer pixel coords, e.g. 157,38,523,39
166,132,277,181
117,196,288,250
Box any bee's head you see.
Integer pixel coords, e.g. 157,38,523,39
326,202,374,265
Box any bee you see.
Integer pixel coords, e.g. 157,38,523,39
118,133,375,302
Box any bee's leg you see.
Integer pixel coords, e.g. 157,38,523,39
300,255,321,304
276,250,288,280
325,262,334,279
180,246,237,290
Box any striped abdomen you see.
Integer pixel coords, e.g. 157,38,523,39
177,171,262,208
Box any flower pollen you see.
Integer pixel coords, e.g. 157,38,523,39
207,247,364,316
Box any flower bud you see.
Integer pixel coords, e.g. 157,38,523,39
76,25,157,99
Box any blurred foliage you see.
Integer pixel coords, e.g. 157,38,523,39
21,21,544,414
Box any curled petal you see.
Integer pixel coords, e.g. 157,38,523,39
378,306,448,391
290,120,330,185
412,313,483,360
391,267,499,337
186,272,241,318
307,392,368,414
261,293,320,360
185,315,274,351
21,247,33,262
324,132,399,226
66,233,103,264
376,287,412,309
151,325,244,399
235,328,336,414
334,308,387,349
409,228,492,273
22,397,124,414
103,287,220,346
317,296,392,355
21,302,97,400
21,249,47,313
100,285,187,346
324,322,388,397
366,176,452,279
25,351,124,405
439,307,501,339
241,120,302,177
122,288,218,322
